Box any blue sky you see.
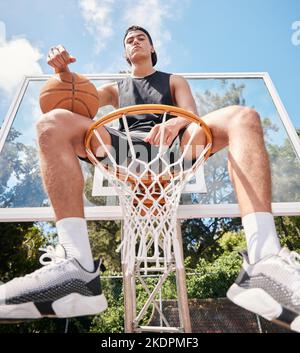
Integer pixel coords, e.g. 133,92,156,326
0,0,299,129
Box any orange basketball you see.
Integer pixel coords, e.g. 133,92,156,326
39,72,100,119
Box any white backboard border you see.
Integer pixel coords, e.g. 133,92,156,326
0,72,299,221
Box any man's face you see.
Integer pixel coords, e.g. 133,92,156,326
124,30,154,64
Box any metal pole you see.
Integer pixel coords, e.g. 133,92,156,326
121,221,135,333
175,220,192,333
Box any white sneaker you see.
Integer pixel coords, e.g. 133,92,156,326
0,245,107,322
227,247,300,333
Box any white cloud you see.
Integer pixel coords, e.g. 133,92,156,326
78,0,187,69
79,0,116,54
123,0,176,67
0,21,43,97
123,0,172,48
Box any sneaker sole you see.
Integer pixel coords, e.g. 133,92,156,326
227,283,300,333
0,293,107,322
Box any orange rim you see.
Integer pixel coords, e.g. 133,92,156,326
85,104,213,165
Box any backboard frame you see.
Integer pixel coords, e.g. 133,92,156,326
0,72,299,221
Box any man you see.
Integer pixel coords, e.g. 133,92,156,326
0,25,300,332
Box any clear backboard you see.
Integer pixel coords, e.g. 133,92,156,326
0,73,299,221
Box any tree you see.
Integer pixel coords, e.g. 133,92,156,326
88,220,122,272
0,128,48,208
0,222,49,282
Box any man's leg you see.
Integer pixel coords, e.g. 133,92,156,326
36,108,111,221
181,105,271,214
0,109,110,320
181,106,300,332
181,105,280,262
36,108,112,271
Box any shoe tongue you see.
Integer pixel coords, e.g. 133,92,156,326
55,244,67,259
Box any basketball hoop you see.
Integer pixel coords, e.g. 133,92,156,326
85,104,212,332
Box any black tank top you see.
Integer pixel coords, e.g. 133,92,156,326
117,70,174,132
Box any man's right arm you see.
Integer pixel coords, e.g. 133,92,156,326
47,45,76,73
47,44,119,109
97,83,119,109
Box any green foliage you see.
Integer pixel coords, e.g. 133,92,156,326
0,317,67,333
186,231,244,299
275,216,300,252
89,277,124,333
4,146,47,207
195,81,246,116
89,231,246,332
89,274,155,333
88,220,122,272
0,222,48,282
0,222,89,333
0,129,47,208
0,315,92,333
0,128,23,199
217,231,246,253
266,138,300,203
90,304,124,333
2,222,300,333
187,253,242,299
181,217,242,266
162,273,177,300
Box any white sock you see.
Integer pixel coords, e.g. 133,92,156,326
56,217,94,271
242,212,281,264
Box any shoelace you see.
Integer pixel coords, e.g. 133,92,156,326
286,252,300,302
288,251,300,271
9,246,66,284
39,245,64,266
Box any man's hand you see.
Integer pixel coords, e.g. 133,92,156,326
144,117,188,146
47,45,76,73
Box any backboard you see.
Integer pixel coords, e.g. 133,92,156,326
0,73,299,221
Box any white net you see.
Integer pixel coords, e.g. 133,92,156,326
85,105,212,274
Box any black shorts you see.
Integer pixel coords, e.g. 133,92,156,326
79,126,190,169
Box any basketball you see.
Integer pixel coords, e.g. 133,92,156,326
39,72,100,119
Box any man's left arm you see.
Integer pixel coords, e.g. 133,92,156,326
169,74,199,129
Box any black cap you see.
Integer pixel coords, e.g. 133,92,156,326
123,25,157,66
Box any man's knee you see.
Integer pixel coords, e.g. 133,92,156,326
229,105,262,131
36,109,73,145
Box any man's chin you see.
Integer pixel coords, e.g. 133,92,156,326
130,53,148,63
